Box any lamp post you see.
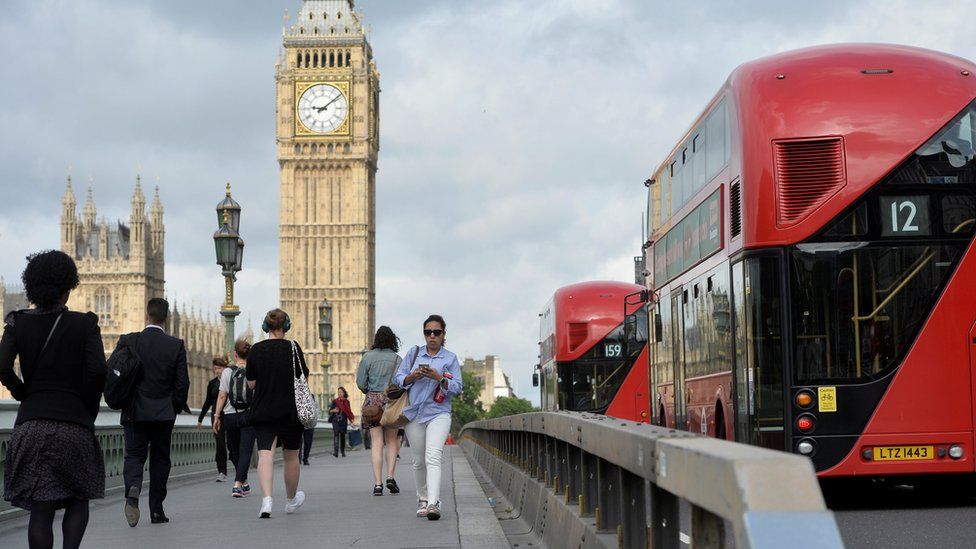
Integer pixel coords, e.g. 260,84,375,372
214,183,244,357
317,298,334,412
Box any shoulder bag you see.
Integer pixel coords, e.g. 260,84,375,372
380,345,419,429
292,341,319,429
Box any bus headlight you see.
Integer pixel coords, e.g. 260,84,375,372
949,445,964,460
797,439,816,456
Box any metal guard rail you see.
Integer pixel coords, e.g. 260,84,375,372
459,411,843,549
0,418,336,521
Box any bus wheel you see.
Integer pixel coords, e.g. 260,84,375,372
714,402,726,440
715,402,728,440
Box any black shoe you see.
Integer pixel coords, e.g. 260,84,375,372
150,511,169,524
303,459,310,466
124,497,140,527
386,477,400,494
341,453,346,457
333,452,338,458
373,484,383,496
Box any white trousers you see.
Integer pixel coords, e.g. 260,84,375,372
404,413,452,505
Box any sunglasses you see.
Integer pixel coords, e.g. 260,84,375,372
423,329,444,337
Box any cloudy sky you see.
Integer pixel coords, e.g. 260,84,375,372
2,0,975,404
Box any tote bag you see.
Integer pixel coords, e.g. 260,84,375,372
381,346,418,429
292,341,319,429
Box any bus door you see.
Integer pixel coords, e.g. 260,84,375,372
671,290,687,430
731,257,786,450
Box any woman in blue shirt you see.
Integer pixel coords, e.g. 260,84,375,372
394,314,462,521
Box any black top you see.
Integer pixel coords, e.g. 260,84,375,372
114,327,190,423
198,377,220,423
0,308,106,430
246,339,309,425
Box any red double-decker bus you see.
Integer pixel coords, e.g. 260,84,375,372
536,281,650,422
642,43,976,478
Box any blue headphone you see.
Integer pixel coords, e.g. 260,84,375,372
261,311,291,334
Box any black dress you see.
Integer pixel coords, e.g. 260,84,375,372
0,308,107,510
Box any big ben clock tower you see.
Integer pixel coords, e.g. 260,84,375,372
276,0,379,410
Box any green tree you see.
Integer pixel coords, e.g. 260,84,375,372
451,370,485,436
487,396,536,419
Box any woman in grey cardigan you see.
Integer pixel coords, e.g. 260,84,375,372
356,326,403,496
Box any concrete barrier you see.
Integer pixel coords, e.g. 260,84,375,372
460,411,844,549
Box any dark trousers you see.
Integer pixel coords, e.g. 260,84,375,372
332,428,347,456
123,421,175,513
224,413,255,483
214,420,227,475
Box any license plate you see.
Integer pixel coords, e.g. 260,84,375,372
873,445,934,461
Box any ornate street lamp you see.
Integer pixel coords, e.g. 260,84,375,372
214,183,243,357
317,299,334,411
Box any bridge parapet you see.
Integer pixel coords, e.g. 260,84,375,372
460,412,844,549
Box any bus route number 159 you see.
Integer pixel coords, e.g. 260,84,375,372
604,344,622,358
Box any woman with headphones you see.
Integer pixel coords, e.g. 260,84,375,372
245,308,310,519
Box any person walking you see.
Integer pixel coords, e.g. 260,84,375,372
246,309,308,518
213,339,255,498
394,315,462,521
356,326,403,496
116,298,190,526
198,357,229,482
0,251,107,549
328,387,355,459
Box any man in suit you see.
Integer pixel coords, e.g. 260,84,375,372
116,298,189,527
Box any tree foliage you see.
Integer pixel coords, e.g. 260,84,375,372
487,396,536,419
451,369,485,436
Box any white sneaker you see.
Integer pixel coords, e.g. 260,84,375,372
259,496,273,518
216,473,227,482
416,499,429,518
285,491,306,514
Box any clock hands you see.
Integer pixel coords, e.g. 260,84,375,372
314,94,344,113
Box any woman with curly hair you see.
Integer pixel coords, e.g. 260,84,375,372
356,326,403,496
0,250,107,549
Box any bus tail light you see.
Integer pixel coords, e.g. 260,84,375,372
949,445,964,460
795,390,814,409
796,414,816,433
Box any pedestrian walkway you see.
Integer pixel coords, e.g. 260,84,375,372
0,446,507,548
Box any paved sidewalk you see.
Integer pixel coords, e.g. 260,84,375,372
0,446,505,548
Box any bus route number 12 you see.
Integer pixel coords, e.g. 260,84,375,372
882,196,930,236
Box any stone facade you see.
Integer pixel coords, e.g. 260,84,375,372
463,355,515,410
42,175,225,407
276,0,380,411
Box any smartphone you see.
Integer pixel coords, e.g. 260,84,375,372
418,363,431,373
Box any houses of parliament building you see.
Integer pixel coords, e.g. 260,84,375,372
0,176,226,407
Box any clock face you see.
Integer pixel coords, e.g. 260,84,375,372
297,83,348,133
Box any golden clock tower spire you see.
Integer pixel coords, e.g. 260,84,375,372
277,0,379,409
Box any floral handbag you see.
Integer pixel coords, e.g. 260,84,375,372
292,341,319,429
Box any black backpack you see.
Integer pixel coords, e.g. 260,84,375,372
228,365,253,411
104,334,142,410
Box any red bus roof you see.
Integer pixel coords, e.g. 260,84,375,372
545,281,644,362
733,43,976,246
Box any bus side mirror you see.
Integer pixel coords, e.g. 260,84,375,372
532,372,540,387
